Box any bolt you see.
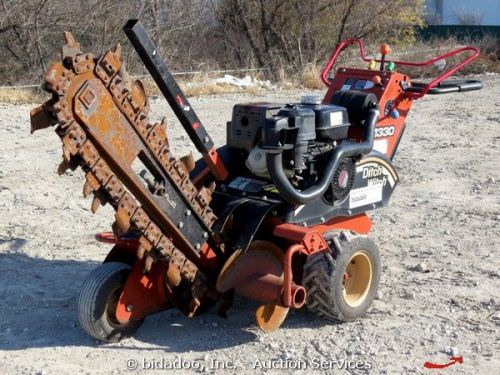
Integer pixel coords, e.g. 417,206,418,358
195,243,201,250
203,136,210,143
126,305,133,312
347,210,352,215
302,222,308,227
262,195,267,200
178,221,184,229
185,209,191,216
320,217,325,223
202,232,208,239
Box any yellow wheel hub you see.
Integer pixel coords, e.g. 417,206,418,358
342,251,373,307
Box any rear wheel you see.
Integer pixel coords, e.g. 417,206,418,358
78,262,143,342
302,231,380,322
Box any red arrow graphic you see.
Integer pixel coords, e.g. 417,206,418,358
424,356,464,369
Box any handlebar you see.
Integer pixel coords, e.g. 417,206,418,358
406,79,483,95
320,38,481,99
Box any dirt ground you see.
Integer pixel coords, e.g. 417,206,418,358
0,74,499,375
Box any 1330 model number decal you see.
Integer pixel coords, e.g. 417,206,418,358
375,125,395,138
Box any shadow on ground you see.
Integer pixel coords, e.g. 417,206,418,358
0,252,334,353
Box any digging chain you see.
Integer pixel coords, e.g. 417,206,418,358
34,34,215,311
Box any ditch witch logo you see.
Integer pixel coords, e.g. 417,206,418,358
362,165,388,187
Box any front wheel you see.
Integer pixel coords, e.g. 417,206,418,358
303,231,380,322
78,262,143,342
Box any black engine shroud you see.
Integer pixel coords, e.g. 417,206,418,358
217,91,399,226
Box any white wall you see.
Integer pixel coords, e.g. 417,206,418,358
427,0,500,25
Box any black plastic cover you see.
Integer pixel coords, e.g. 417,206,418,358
227,103,284,151
300,103,350,141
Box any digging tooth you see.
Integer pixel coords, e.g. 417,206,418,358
114,209,130,236
62,145,71,163
63,31,78,48
112,43,122,60
137,244,146,260
208,181,216,193
83,180,93,198
143,255,154,273
57,159,70,175
91,194,104,213
187,298,201,318
161,117,169,147
180,152,195,173
166,263,182,287
30,104,57,133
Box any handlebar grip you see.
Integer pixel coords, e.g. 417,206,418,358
406,79,483,95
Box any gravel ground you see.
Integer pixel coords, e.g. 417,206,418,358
0,74,499,375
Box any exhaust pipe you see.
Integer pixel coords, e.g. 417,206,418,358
216,241,306,309
235,274,306,309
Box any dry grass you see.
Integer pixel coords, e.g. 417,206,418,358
138,74,263,99
0,86,47,104
300,64,324,90
2,36,498,105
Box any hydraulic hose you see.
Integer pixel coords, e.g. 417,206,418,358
266,108,379,205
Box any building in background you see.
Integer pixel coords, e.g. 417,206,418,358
425,0,500,25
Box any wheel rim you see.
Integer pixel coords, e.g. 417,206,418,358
342,250,372,307
106,285,126,327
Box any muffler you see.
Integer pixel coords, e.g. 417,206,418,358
216,240,306,332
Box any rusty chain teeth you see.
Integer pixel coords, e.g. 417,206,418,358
31,34,214,302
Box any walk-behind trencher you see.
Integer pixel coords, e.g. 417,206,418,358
30,19,482,342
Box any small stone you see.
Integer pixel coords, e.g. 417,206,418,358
415,263,429,273
211,322,218,328
445,346,459,356
403,292,415,300
280,350,293,360
375,290,384,300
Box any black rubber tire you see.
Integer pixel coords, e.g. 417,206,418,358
303,231,380,322
78,262,143,342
